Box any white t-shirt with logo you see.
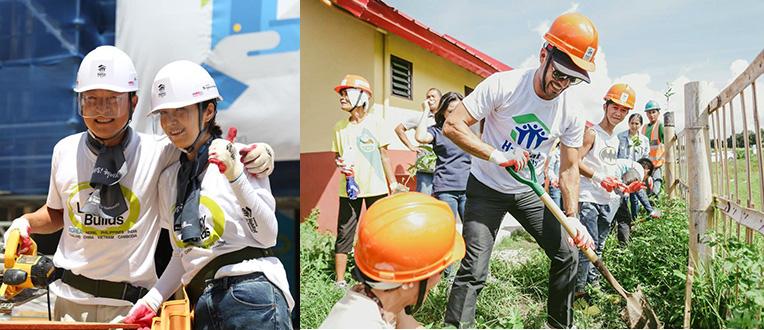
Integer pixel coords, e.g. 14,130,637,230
157,146,294,310
580,124,621,205
46,130,179,306
462,68,585,194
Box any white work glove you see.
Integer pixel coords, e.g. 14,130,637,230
239,143,275,177
489,148,530,171
650,209,662,218
3,217,32,253
565,217,594,250
123,288,162,329
389,182,408,194
209,138,244,182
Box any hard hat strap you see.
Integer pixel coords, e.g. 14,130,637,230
182,102,210,154
404,279,428,314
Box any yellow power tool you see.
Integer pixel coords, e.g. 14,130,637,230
0,229,55,300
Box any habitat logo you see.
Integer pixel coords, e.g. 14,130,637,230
172,196,226,249
66,182,140,238
498,113,551,152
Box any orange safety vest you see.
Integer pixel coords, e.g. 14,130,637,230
642,121,665,168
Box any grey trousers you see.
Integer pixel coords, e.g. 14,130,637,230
445,175,578,329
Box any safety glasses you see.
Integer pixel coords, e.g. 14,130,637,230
79,94,129,118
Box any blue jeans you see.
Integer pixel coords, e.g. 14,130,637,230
576,202,612,292
435,191,466,221
628,189,654,220
435,191,467,280
549,186,563,210
194,272,292,330
416,172,433,195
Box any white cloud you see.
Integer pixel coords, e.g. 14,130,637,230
532,20,549,38
730,59,749,78
563,2,580,14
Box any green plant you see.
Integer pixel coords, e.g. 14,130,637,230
408,145,437,174
300,209,345,328
691,232,764,328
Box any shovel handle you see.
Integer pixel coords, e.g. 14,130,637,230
506,167,598,261
507,167,632,299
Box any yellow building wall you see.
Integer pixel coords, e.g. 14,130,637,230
301,0,487,153
300,0,382,153
386,34,484,111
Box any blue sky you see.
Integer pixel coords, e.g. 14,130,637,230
384,0,764,132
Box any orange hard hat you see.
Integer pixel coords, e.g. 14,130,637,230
604,83,636,109
334,74,372,96
354,192,466,283
544,13,599,72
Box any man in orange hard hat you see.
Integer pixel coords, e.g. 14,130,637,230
575,83,637,296
442,13,597,328
321,192,465,328
331,74,402,289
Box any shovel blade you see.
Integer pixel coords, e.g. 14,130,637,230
622,286,662,329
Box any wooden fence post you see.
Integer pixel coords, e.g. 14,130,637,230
664,112,676,198
685,81,714,262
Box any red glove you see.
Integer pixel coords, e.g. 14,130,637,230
490,149,530,171
600,177,626,193
122,304,155,329
623,181,646,194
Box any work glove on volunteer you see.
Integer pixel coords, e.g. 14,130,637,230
489,148,530,171
591,172,626,193
209,138,244,182
3,217,33,254
566,217,594,250
239,143,275,177
123,289,162,329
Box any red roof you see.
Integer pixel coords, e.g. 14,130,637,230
331,0,512,78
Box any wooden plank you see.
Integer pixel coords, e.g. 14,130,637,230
685,81,714,261
0,321,139,329
705,49,764,114
715,196,764,235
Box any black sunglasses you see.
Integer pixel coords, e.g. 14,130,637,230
550,66,584,85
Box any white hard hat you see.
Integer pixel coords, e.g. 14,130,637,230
74,46,139,93
149,60,222,114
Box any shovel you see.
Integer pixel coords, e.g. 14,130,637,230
506,165,662,328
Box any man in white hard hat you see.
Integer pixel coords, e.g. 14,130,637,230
2,45,276,322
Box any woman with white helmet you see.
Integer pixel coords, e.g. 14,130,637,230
123,60,293,329
2,46,276,323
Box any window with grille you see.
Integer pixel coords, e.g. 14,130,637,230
391,55,413,99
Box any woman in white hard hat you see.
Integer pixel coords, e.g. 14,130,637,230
123,60,293,329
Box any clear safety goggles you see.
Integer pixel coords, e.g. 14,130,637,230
79,94,130,118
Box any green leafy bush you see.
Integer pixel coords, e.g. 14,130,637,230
691,232,764,328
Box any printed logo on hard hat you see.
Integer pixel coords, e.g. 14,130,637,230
172,196,226,249
583,47,595,62
157,84,167,98
620,92,629,104
65,182,140,238
599,146,617,166
97,64,107,78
